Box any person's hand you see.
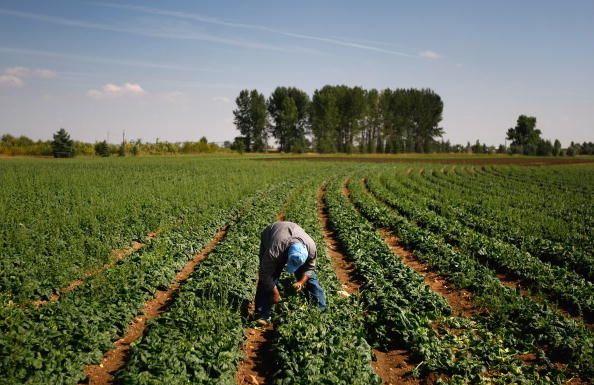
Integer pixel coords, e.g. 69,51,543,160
293,281,304,292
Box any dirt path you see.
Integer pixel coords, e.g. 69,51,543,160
81,225,228,385
318,182,420,385
235,208,287,385
33,229,161,308
317,184,362,293
235,323,275,385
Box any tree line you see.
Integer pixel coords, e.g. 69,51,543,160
233,85,444,153
0,131,224,157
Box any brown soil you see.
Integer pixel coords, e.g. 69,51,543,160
379,230,478,318
235,320,275,385
81,225,228,385
317,184,362,293
254,156,594,166
371,349,423,385
33,229,161,308
236,206,287,385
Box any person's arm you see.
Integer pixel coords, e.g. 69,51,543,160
292,274,309,292
272,285,282,302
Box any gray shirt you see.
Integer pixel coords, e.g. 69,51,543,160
258,221,317,291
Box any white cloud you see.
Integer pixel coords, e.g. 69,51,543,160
419,50,441,59
0,74,24,87
87,82,147,99
0,66,57,87
212,96,231,104
5,66,57,78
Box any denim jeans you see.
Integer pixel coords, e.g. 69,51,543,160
255,271,327,319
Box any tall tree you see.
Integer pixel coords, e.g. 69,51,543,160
336,85,366,153
363,89,381,153
553,139,562,156
267,87,310,152
506,115,542,155
310,86,340,153
233,89,269,152
249,90,269,152
233,90,253,151
51,128,75,158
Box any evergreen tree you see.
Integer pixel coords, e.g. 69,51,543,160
51,128,75,158
95,140,110,157
553,139,562,156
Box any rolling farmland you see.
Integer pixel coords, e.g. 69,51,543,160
1,156,593,385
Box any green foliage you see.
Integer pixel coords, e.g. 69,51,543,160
51,128,75,158
241,85,445,153
1,159,592,384
362,172,593,378
94,140,110,157
268,87,310,153
273,179,380,384
325,177,552,383
506,115,550,155
233,89,269,152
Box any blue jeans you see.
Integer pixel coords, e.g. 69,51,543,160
255,271,327,319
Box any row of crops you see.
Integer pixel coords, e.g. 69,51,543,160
1,157,592,384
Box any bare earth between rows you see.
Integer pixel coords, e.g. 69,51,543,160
33,229,161,308
234,208,287,385
364,178,593,328
321,183,421,385
357,178,594,378
82,225,228,385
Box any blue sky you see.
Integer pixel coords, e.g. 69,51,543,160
0,0,593,146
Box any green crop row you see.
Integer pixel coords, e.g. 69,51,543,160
324,177,547,384
114,181,294,384
402,170,594,282
358,176,593,379
272,177,380,384
375,173,594,320
0,183,269,385
485,166,594,196
0,158,337,303
427,166,592,249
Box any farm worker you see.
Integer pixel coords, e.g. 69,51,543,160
254,221,326,325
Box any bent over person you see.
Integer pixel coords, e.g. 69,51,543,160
255,221,326,325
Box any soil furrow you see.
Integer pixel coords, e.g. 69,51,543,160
235,208,286,385
318,184,362,293
235,324,275,385
81,225,228,385
363,178,594,328
319,182,420,385
33,229,161,308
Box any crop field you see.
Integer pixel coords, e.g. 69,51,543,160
1,156,593,385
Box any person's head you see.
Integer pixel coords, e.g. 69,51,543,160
286,242,308,273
